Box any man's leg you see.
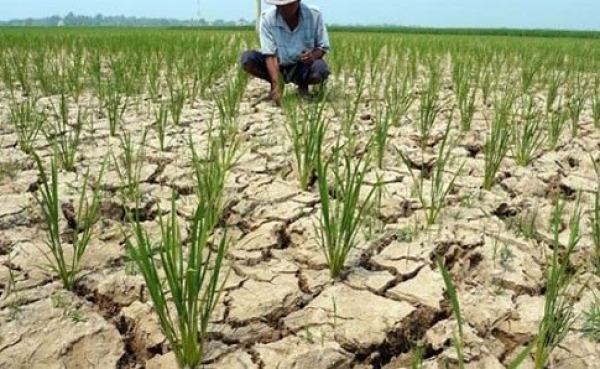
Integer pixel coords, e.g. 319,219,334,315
307,59,330,85
293,59,330,98
239,50,272,82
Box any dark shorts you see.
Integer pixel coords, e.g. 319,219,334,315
240,50,330,85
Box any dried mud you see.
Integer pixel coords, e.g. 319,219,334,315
1,69,600,369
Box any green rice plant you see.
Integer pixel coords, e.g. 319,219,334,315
124,128,232,367
65,48,85,103
102,82,129,137
385,61,415,129
399,112,464,226
417,60,442,149
479,65,494,107
211,66,248,139
532,195,585,368
511,94,547,166
546,104,568,150
152,101,169,152
452,55,479,132
519,52,543,94
544,69,563,115
8,96,46,155
125,189,230,369
145,54,163,101
112,129,147,203
189,112,241,231
43,89,85,172
31,152,107,291
331,60,366,147
314,136,377,279
437,256,465,369
168,83,186,126
591,158,600,276
592,75,600,128
282,92,330,191
566,78,587,138
8,49,32,97
482,89,514,190
372,101,392,169
32,49,60,97
581,301,600,342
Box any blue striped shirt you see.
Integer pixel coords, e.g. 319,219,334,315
259,3,331,67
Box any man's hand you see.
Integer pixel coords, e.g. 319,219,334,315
301,49,324,64
300,50,313,64
269,84,281,106
300,50,314,64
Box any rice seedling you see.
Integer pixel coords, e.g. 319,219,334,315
544,69,563,115
546,105,568,150
591,75,600,128
101,81,129,137
452,54,479,132
42,88,86,172
31,152,107,291
282,91,330,191
167,83,186,127
315,135,377,280
482,89,514,190
190,105,242,231
581,301,600,342
372,101,392,169
152,100,169,152
565,71,588,138
416,59,442,149
8,95,46,155
519,52,543,94
211,66,248,138
399,112,464,226
385,61,415,129
532,195,586,368
331,58,366,147
125,189,230,369
511,94,547,166
111,129,147,204
591,159,600,276
124,127,232,368
437,256,465,369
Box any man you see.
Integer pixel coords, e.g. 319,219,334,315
240,0,331,105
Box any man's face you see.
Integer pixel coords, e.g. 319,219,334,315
277,1,299,18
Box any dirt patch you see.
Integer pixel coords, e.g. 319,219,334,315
2,30,600,369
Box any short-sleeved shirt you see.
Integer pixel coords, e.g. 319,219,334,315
259,3,331,67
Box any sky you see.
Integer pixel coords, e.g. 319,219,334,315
1,0,599,31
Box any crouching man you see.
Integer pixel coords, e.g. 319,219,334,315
240,0,331,105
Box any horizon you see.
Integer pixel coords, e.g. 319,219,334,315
1,0,599,31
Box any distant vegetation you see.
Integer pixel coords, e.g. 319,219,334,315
0,12,251,27
1,12,600,39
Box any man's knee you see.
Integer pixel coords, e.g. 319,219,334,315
309,59,330,82
239,50,256,68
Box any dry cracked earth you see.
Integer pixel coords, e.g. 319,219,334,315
1,73,600,369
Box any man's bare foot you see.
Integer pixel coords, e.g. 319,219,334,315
297,85,312,100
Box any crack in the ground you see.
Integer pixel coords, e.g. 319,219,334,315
72,278,152,368
248,347,266,369
379,264,427,296
351,306,449,368
359,229,398,268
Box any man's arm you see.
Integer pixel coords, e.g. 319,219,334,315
313,10,330,57
259,14,280,88
265,55,280,89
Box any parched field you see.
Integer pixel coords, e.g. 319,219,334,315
1,27,600,369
